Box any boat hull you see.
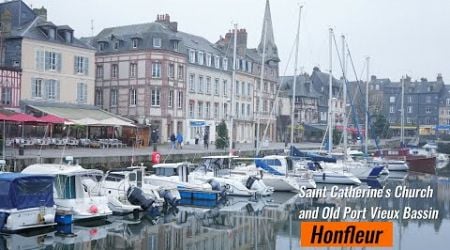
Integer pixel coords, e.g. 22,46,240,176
385,156,436,174
0,206,56,233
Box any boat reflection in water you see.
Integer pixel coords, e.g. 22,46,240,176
3,172,450,249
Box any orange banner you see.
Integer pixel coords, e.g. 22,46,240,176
300,221,393,247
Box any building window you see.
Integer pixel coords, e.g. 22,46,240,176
247,83,252,97
235,81,240,96
99,43,105,51
241,82,246,96
130,63,137,78
247,62,252,73
214,79,220,96
223,58,228,70
45,79,58,100
152,62,161,78
177,65,184,80
189,49,195,63
406,117,412,124
95,88,103,106
112,64,118,78
76,82,88,104
375,84,380,90
241,103,245,117
408,96,413,103
46,51,58,71
151,88,161,106
74,56,88,75
1,87,12,105
214,103,219,119
189,101,194,118
263,100,268,112
177,91,183,109
264,81,268,92
189,74,195,92
224,103,228,118
114,41,119,50
32,78,43,98
96,65,104,79
426,107,432,114
389,96,395,103
247,104,251,118
206,77,211,94
205,102,210,119
110,89,118,107
198,102,203,118
426,96,431,103
198,51,204,65
223,80,228,97
168,90,174,108
235,102,239,117
168,63,175,78
153,38,162,48
172,40,179,51
132,39,138,48
407,106,412,113
130,88,137,106
198,76,204,93
206,54,212,67
214,56,220,69
389,106,394,113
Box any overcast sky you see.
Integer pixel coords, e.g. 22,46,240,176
23,0,450,83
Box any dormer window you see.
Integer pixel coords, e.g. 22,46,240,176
189,49,195,63
132,39,138,49
206,53,212,67
214,56,220,69
114,41,119,50
223,58,228,70
198,51,204,65
98,42,106,51
153,38,162,48
48,28,56,40
171,40,179,52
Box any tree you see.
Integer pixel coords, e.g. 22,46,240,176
215,120,229,149
372,114,390,138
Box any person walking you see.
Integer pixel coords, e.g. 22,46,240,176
176,132,183,149
195,132,200,145
203,133,209,149
170,133,176,150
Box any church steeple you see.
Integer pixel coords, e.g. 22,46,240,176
258,0,279,63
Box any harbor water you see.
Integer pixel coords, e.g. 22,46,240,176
2,164,450,250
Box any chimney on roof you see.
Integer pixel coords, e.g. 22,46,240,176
33,6,47,21
224,28,248,56
420,77,427,83
155,14,178,32
370,75,377,82
437,73,443,83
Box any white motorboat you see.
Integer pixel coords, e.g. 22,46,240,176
189,156,274,196
372,157,409,171
301,161,361,185
145,162,227,200
93,167,180,214
0,173,56,233
321,159,384,180
22,158,112,222
232,156,316,192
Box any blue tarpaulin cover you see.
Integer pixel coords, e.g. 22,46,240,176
0,173,54,210
290,146,337,163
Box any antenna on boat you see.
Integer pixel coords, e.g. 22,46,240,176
328,28,334,154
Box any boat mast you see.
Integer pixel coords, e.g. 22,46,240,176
290,5,303,146
328,28,334,154
342,35,347,160
365,56,370,155
229,24,238,156
256,21,267,156
400,75,405,147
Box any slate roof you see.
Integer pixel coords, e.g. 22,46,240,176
279,75,321,98
1,1,93,50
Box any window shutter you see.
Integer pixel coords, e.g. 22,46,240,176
31,78,36,98
43,80,49,99
56,53,62,72
56,80,60,101
83,83,88,103
84,57,89,75
45,51,50,70
74,56,78,74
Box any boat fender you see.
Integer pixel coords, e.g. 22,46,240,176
159,189,178,207
322,173,326,181
245,176,257,189
208,179,227,197
127,186,155,210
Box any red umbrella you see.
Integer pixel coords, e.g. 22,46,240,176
37,114,66,124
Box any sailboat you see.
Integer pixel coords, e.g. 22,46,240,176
376,76,436,174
